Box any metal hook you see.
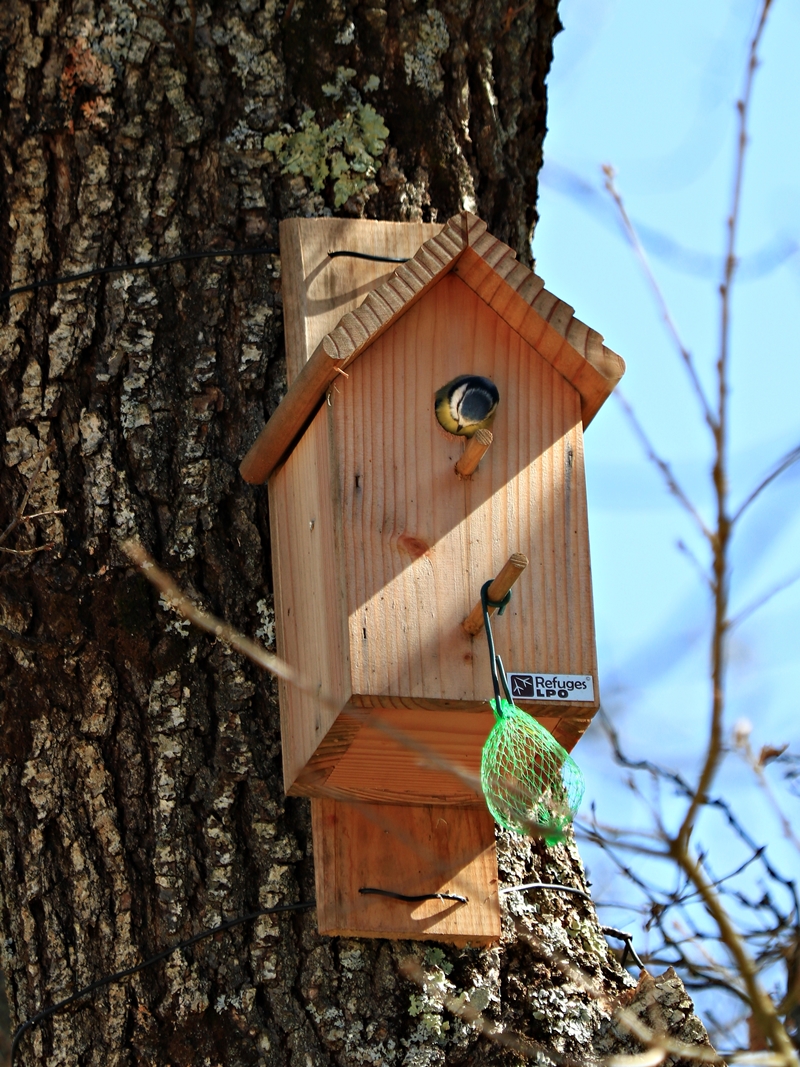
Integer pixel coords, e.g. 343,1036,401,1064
480,582,516,716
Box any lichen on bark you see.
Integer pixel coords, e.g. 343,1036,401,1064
0,1,718,1064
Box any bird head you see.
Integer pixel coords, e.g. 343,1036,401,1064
434,375,499,437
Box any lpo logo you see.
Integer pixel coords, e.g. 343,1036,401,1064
507,673,595,702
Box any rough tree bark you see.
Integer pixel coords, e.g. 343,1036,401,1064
0,2,717,1065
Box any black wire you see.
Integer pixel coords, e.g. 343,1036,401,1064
327,250,409,264
499,881,594,903
481,581,515,713
0,247,409,303
0,246,281,302
499,882,645,970
600,926,645,969
10,899,315,1064
495,654,514,704
359,888,468,904
481,581,503,708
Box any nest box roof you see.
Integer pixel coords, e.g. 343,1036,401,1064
240,211,625,484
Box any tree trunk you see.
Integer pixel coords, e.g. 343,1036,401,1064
0,2,715,1064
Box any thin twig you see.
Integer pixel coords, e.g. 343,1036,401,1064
121,541,484,799
615,390,711,539
13,508,67,524
603,166,716,430
676,539,713,591
729,569,800,630
0,442,55,546
0,544,55,556
668,845,798,1066
597,710,800,917
586,717,800,1043
732,443,800,525
123,541,322,692
736,740,800,856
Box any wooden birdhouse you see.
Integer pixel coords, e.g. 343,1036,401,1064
241,213,624,943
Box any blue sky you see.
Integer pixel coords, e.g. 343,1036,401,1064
533,0,800,1028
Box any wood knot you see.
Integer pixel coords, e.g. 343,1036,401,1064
397,534,430,560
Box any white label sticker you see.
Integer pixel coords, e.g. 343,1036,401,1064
506,673,595,702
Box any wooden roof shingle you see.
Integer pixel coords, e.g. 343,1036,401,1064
240,212,625,484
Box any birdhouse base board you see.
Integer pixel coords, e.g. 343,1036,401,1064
312,798,501,944
290,704,591,805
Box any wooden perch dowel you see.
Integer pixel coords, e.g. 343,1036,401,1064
455,429,493,478
462,553,529,636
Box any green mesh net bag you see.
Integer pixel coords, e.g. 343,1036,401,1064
480,699,584,844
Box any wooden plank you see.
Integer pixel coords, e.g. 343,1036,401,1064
322,216,477,368
317,706,565,804
320,706,488,806
268,403,351,792
334,273,599,712
279,218,443,385
312,799,501,943
288,710,363,796
240,343,341,484
290,702,582,801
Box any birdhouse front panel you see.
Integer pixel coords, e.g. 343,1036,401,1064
336,272,595,708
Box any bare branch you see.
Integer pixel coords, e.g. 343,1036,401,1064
668,845,798,1066
675,0,774,861
598,710,800,918
18,508,67,524
123,540,323,692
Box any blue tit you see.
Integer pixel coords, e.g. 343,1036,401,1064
434,375,499,437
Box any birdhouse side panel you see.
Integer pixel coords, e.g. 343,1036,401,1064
268,406,352,791
331,273,598,709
